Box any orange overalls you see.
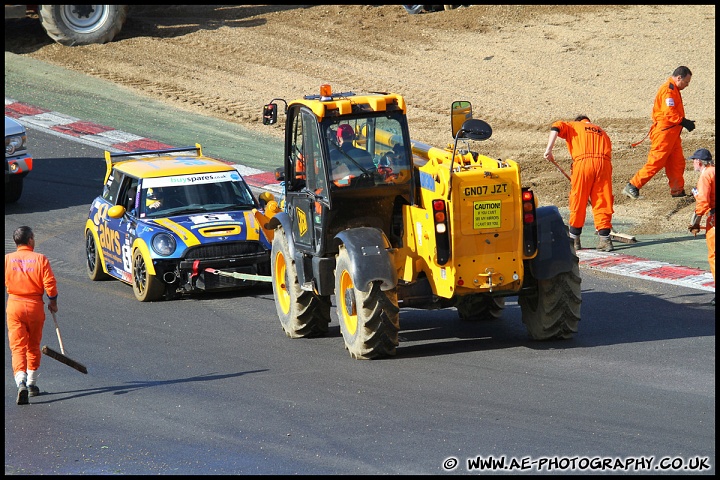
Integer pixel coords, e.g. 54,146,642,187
5,245,58,377
630,77,687,195
694,165,716,281
552,119,613,233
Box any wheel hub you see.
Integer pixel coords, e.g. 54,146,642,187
72,5,96,19
343,288,356,317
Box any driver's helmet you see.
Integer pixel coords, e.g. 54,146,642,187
336,124,355,141
146,187,163,207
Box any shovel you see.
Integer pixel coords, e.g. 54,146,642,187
41,312,88,374
545,155,637,244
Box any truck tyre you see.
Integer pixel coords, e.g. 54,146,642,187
519,258,581,340
132,248,164,302
5,178,23,203
403,5,426,14
456,295,505,321
38,5,128,46
271,228,330,338
85,230,109,281
335,247,400,359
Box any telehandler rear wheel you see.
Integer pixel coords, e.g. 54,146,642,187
271,228,330,338
456,295,505,321
335,247,400,359
519,258,581,340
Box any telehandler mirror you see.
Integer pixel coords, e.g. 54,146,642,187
263,103,278,125
451,101,472,138
457,118,492,141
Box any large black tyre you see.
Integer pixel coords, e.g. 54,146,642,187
335,247,400,359
85,230,110,281
39,5,129,46
271,228,330,338
519,259,582,340
5,178,23,203
403,5,426,14
132,248,164,302
456,295,505,321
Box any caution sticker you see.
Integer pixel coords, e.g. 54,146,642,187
473,200,502,229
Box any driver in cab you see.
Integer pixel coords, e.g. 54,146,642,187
329,124,374,185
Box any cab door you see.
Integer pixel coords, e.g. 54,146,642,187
284,107,329,255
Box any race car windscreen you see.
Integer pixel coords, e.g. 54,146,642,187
139,171,256,218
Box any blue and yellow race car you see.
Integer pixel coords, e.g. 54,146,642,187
85,144,276,301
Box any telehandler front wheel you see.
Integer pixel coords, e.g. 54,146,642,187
335,247,400,359
519,258,581,340
271,228,330,338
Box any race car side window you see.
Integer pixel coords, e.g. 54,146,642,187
102,169,122,203
125,178,139,213
110,174,138,212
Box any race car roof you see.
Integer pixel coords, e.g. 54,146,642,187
104,145,237,182
115,155,236,179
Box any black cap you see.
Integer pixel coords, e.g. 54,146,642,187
689,148,713,162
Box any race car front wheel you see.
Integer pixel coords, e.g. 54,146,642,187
132,249,164,302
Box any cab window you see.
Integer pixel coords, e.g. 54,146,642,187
302,111,328,197
288,110,306,192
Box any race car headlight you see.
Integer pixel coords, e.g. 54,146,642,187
151,233,176,256
6,134,26,155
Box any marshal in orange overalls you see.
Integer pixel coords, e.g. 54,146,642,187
693,164,716,282
550,118,614,236
5,242,58,384
630,75,689,196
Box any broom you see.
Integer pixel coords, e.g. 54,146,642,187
41,312,88,374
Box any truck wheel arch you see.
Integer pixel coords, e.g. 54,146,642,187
267,212,296,261
334,227,397,293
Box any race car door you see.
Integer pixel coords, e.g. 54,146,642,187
97,171,139,283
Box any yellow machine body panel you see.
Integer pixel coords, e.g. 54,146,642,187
395,143,530,298
289,92,407,122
